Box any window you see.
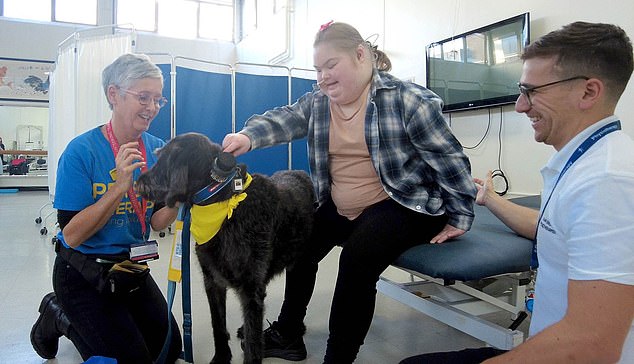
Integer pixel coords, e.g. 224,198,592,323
199,2,234,41
116,0,157,32
466,33,486,64
240,0,257,38
428,43,443,59
55,0,98,25
1,0,234,41
238,0,284,41
3,0,51,22
116,0,234,42
158,0,198,39
443,39,464,62
492,34,521,65
3,0,97,25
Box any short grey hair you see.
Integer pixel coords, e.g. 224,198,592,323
102,53,164,109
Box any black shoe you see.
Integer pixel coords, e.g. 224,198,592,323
30,292,70,359
262,321,307,361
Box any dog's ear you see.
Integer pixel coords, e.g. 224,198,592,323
165,164,188,207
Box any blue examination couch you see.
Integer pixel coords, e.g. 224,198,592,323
378,196,540,349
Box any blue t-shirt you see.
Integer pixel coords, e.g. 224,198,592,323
54,126,165,255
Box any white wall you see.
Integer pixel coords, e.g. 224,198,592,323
1,0,633,194
281,0,634,196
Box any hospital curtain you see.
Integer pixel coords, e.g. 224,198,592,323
48,30,134,195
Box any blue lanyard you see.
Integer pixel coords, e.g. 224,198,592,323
532,120,621,269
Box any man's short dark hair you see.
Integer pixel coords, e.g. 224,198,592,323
522,22,633,100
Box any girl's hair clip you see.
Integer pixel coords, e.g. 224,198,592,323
320,20,334,32
365,33,379,49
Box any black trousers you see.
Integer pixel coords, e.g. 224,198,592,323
277,197,447,363
52,255,182,363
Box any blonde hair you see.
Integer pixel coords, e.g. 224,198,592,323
314,22,392,72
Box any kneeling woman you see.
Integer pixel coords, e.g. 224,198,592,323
30,53,182,363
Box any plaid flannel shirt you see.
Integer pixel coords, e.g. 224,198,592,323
241,71,476,231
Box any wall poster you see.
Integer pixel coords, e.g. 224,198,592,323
0,57,54,103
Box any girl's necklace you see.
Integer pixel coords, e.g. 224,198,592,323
331,98,366,121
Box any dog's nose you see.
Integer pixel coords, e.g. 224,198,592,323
136,177,149,196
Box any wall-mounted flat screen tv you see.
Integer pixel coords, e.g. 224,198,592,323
426,13,530,112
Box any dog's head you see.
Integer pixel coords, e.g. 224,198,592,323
137,132,248,207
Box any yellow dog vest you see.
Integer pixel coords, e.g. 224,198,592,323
190,173,253,244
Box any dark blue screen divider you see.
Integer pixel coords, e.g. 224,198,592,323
147,63,172,142
149,62,311,177
175,66,232,145
290,77,315,172
235,72,289,176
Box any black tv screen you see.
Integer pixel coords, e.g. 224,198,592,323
426,13,530,112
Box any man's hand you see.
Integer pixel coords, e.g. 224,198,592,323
474,170,497,206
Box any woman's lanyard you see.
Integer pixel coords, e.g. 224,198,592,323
105,121,149,239
532,120,621,269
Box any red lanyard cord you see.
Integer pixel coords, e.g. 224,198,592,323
105,121,148,239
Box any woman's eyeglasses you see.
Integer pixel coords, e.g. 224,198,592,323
119,88,168,108
517,76,589,106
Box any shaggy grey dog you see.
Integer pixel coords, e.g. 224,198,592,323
136,133,315,364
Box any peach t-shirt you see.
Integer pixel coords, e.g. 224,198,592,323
329,86,389,220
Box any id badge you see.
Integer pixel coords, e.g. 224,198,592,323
130,240,159,262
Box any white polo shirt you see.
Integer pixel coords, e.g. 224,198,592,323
531,115,634,363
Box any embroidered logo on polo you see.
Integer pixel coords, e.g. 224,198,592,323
539,218,556,235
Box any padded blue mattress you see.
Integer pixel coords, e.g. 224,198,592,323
392,196,540,282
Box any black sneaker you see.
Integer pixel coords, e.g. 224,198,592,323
263,321,307,361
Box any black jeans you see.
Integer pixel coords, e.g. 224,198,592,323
52,255,182,363
277,197,447,363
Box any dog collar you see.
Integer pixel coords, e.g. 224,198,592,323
190,173,253,244
192,168,239,205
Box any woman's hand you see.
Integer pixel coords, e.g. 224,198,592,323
114,141,145,193
222,133,251,156
430,224,466,244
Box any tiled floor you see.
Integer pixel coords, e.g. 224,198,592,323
0,189,528,363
